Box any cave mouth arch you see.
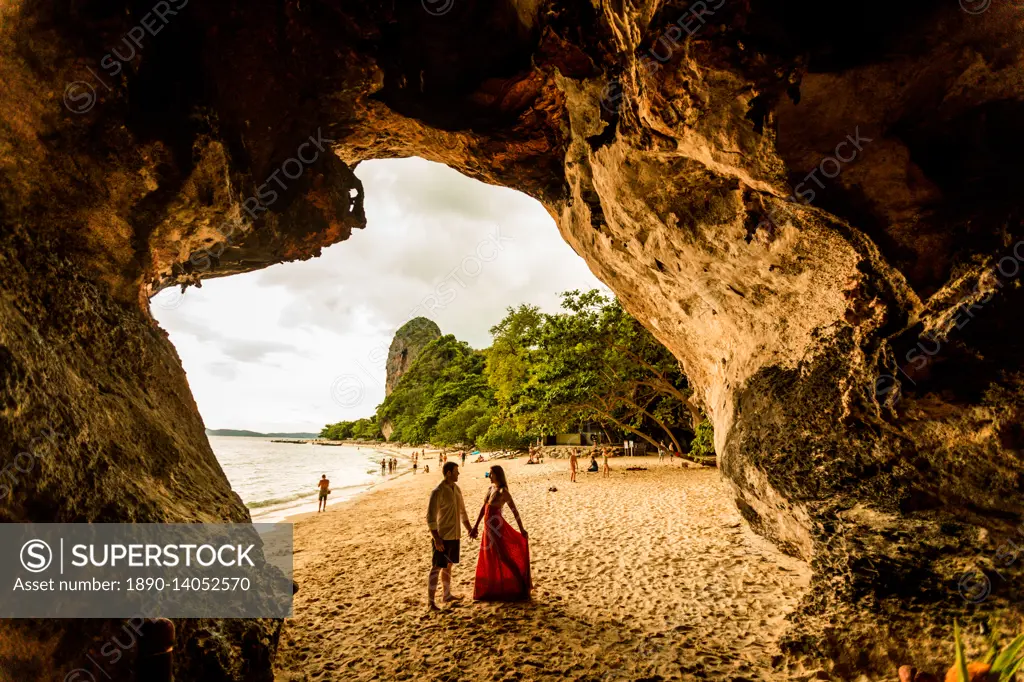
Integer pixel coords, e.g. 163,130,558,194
149,156,610,521
3,0,1024,678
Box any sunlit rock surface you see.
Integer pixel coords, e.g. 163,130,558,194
385,318,443,397
2,0,1023,677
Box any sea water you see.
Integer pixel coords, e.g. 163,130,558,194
208,436,399,521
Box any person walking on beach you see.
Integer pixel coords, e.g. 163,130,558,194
413,459,418,475
426,462,476,609
461,451,467,467
317,474,330,513
569,448,578,482
381,458,387,475
602,448,610,477
472,465,531,601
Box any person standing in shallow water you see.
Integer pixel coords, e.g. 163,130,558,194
426,462,476,610
317,474,330,513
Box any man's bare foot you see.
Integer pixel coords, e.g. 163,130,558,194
426,602,440,611
442,594,463,603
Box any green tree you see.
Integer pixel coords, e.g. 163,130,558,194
376,335,491,444
484,305,546,438
477,419,531,451
322,295,708,456
320,417,381,441
486,290,704,454
688,418,715,459
432,396,494,447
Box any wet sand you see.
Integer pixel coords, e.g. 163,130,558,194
274,455,816,681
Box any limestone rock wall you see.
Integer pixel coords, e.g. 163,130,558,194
2,0,1023,677
385,318,443,396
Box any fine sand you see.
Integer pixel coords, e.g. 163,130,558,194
274,455,815,681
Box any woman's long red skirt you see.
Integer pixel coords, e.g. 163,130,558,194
473,507,532,601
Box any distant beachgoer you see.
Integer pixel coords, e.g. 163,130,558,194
602,448,610,477
569,449,578,482
424,464,430,474
317,474,330,513
587,452,599,472
658,442,666,464
461,451,467,467
381,458,386,475
472,465,531,602
413,460,418,475
426,462,476,609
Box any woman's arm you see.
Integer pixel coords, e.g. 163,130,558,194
472,489,489,534
507,494,527,538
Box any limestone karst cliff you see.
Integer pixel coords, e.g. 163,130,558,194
1,0,1023,678
380,317,442,439
385,318,443,397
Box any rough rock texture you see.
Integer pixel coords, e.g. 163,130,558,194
385,318,442,397
2,0,1024,678
381,317,442,440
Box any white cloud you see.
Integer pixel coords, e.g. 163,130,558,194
153,157,608,433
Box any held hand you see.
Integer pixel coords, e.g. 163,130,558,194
433,537,444,552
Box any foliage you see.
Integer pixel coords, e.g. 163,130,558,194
485,289,707,455
689,418,715,459
376,335,490,445
945,620,1023,682
321,291,710,454
476,419,531,451
485,305,546,437
432,396,494,447
319,416,381,441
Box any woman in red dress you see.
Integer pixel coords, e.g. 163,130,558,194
471,465,532,601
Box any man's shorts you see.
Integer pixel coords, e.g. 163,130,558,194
318,490,328,500
432,539,460,568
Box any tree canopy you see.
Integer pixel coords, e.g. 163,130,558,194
320,291,712,457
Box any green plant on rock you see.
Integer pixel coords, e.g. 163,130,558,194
689,418,715,459
903,621,1024,682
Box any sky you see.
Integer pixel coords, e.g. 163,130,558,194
152,157,608,434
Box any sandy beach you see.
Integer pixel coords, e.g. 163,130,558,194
274,455,815,681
